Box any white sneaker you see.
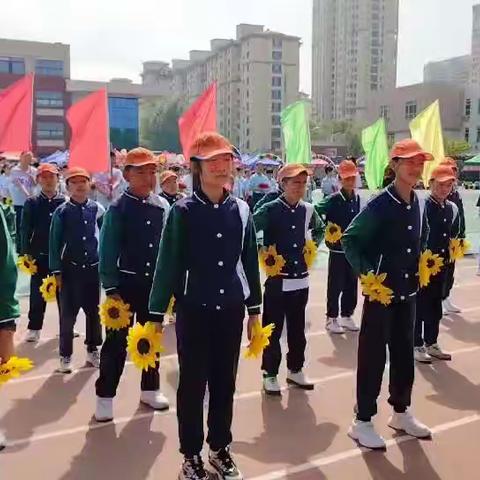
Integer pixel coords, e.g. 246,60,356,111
326,317,346,334
388,411,431,438
414,346,432,364
25,329,41,343
0,430,6,451
56,356,72,374
86,350,100,368
348,418,386,449
426,343,452,361
263,375,282,396
339,316,359,332
442,298,461,314
140,390,170,410
95,397,113,422
286,370,314,390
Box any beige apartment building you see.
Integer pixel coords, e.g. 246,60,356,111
171,24,300,153
423,55,472,86
312,0,399,122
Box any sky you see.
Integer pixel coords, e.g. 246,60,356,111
0,0,478,94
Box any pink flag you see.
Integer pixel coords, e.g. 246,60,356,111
67,89,109,173
0,73,34,152
179,82,217,160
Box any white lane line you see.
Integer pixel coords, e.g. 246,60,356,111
5,345,480,447
247,414,480,480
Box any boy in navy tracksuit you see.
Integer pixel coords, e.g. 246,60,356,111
253,164,325,395
315,160,360,334
20,163,65,342
149,133,261,480
95,148,170,421
49,167,104,374
159,169,185,206
342,139,432,450
414,165,460,363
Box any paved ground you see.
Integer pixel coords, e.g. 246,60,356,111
2,253,480,479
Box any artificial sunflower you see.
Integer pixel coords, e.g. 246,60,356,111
127,322,163,371
4,197,13,207
100,297,132,331
324,222,343,244
449,238,463,262
244,320,275,359
460,239,471,257
360,271,394,306
166,296,176,317
303,239,318,270
0,357,34,385
40,275,57,302
259,245,286,277
17,255,38,275
418,250,444,288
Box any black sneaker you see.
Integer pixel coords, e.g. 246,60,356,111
179,456,215,480
209,446,243,480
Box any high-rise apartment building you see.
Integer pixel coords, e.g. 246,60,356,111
312,0,399,121
171,24,300,153
423,55,471,86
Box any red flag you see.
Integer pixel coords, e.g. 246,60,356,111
0,73,34,152
179,82,217,160
67,88,109,173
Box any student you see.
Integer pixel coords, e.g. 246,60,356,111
414,165,459,363
159,170,185,206
149,132,262,480
320,165,339,197
253,164,325,395
342,139,432,449
49,167,104,374
315,160,361,334
20,164,65,342
0,205,20,450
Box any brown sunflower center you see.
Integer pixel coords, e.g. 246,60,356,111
427,259,435,268
108,307,120,319
329,226,338,234
47,283,54,292
25,261,30,268
265,255,276,267
137,338,151,355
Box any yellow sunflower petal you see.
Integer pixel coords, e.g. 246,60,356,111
325,222,343,244
17,255,38,275
0,356,34,385
244,320,275,359
166,296,176,316
127,322,163,371
303,239,318,270
100,297,132,331
39,275,57,302
259,245,286,277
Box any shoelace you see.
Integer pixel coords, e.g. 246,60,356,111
185,456,206,479
213,448,236,470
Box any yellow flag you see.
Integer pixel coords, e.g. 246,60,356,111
409,100,445,186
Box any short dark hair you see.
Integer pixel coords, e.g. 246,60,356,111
325,165,333,174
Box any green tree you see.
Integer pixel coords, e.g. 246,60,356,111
310,119,363,157
444,138,471,157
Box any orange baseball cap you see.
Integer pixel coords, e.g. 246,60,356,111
190,132,234,161
125,147,157,167
390,139,433,161
36,163,59,177
64,167,90,181
159,170,178,185
277,164,309,183
440,157,458,170
430,165,456,183
337,160,358,179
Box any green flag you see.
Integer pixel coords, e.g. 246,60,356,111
281,101,311,164
362,118,389,190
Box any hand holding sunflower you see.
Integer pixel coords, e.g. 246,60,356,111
259,245,286,277
303,239,318,270
449,238,463,262
418,250,444,288
244,319,275,359
40,275,57,302
360,271,394,306
0,357,34,385
127,322,163,371
325,222,343,244
17,255,38,275
100,297,132,331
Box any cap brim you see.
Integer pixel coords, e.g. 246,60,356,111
66,174,90,181
339,172,357,179
396,151,434,161
434,175,456,183
125,159,158,167
191,148,234,161
278,166,310,181
160,172,178,184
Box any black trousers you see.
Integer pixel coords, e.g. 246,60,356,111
96,277,160,398
442,262,455,300
326,252,358,318
175,302,244,457
59,265,102,358
415,280,443,348
261,284,309,376
356,299,415,421
14,205,22,251
28,255,60,331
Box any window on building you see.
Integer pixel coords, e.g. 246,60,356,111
271,140,281,151
273,38,283,49
405,101,417,120
272,102,282,113
37,121,64,139
272,115,281,126
380,105,389,119
0,56,25,74
477,126,480,143
35,59,64,76
465,98,471,117
272,90,282,100
465,127,470,143
36,91,64,108
272,76,282,87
272,64,282,74
272,128,282,139
272,51,282,61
